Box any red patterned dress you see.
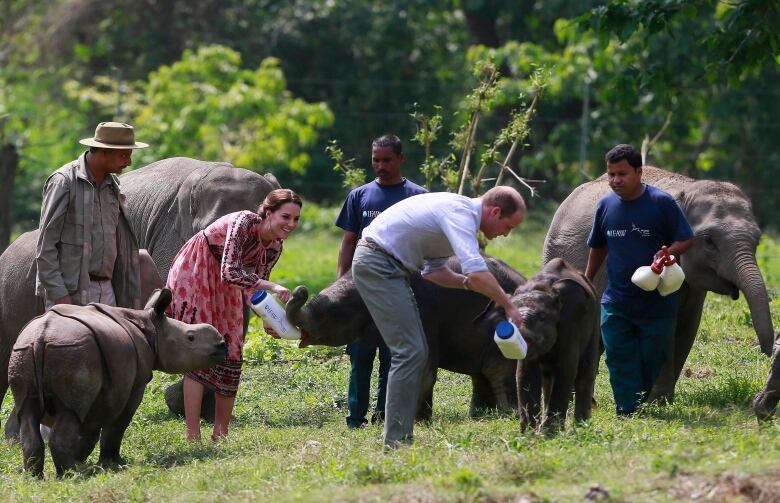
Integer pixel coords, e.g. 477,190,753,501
166,210,282,396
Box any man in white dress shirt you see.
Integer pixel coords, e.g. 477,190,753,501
352,186,526,447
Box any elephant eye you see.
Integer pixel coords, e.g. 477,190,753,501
702,235,716,249
187,335,195,342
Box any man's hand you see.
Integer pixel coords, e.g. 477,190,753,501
54,294,73,305
504,303,524,328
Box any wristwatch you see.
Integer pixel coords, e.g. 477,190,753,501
462,275,470,290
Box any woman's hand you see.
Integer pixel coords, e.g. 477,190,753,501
263,321,281,339
270,283,292,304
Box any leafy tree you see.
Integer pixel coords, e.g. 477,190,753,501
132,46,333,175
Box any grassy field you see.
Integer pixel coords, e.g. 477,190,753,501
1,207,779,502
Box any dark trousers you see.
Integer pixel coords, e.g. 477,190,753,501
346,336,391,428
601,304,676,415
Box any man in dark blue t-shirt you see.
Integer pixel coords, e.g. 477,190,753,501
336,134,427,429
585,144,694,415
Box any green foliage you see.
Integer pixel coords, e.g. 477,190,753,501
325,140,365,190
132,46,334,175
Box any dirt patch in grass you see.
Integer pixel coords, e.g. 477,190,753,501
669,469,780,502
683,367,714,379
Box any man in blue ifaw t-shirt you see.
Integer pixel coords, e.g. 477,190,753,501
335,134,427,429
585,144,694,416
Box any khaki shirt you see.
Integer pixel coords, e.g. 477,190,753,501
35,152,142,308
85,167,120,279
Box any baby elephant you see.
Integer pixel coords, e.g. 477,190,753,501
8,288,226,477
482,258,599,433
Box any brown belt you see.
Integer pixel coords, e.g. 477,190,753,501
357,239,401,264
89,274,111,281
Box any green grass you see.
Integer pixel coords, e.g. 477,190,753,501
1,213,779,502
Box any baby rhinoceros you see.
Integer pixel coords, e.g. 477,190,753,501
8,288,226,477
482,258,600,433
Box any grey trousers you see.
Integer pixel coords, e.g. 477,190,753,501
352,245,428,447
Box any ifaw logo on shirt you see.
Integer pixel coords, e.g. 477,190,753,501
631,223,650,237
606,223,650,238
362,210,382,218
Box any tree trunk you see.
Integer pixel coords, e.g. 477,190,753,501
0,143,19,253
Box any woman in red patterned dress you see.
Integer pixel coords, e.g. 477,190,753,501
166,188,302,440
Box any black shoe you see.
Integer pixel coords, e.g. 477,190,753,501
370,410,385,425
346,418,368,430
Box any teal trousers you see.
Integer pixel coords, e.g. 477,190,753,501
600,304,676,415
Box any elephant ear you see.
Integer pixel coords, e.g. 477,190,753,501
145,288,173,318
170,167,209,241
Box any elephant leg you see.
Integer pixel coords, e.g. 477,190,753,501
5,404,20,442
483,360,518,414
650,286,706,403
17,398,45,477
164,379,215,423
415,366,436,423
469,374,496,418
517,361,542,432
49,407,83,477
754,340,780,421
574,336,600,422
543,366,576,434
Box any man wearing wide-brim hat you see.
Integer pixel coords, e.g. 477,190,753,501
35,122,149,309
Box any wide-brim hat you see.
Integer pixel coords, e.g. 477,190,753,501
79,122,149,149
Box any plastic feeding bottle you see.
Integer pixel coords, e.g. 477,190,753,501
250,290,301,340
494,321,528,360
657,252,685,296
631,255,665,291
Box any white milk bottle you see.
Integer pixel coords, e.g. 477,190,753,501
658,254,685,296
494,320,528,360
631,257,664,291
250,290,301,340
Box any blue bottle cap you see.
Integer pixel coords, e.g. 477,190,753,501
495,321,515,339
251,290,268,304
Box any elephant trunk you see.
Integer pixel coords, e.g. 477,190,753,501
732,251,774,355
285,286,311,346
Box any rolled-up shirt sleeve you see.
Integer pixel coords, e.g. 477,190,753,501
35,175,71,300
440,213,487,274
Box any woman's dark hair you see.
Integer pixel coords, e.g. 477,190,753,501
258,189,303,215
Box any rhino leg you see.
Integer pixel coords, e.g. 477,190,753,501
17,399,45,477
74,428,100,464
49,407,83,477
517,361,542,432
99,388,144,467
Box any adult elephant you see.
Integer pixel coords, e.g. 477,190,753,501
119,157,280,281
543,166,775,402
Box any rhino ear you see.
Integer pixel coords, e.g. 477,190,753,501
144,288,173,317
